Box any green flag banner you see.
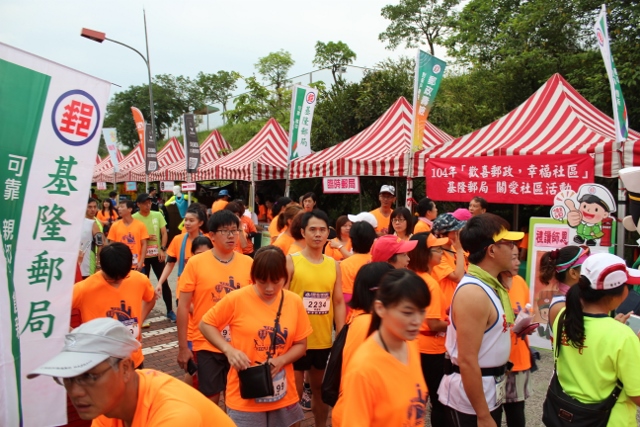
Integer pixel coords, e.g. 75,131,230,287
594,4,628,143
411,50,446,153
0,42,110,427
288,85,318,161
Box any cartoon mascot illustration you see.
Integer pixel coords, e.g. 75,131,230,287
565,184,616,246
619,167,640,234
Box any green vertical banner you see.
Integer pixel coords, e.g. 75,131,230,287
288,84,318,161
0,42,111,427
410,50,446,153
594,4,628,142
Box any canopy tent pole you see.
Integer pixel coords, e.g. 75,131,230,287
405,151,414,211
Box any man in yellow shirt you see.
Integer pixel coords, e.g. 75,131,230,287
28,318,235,426
369,185,395,235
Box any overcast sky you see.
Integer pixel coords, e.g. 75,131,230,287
1,0,450,130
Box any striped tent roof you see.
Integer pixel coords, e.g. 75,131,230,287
413,74,640,178
95,145,144,183
95,154,102,165
92,149,125,182
290,97,452,179
156,130,233,181
118,137,184,182
204,118,288,181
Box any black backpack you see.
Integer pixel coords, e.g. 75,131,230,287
321,323,349,407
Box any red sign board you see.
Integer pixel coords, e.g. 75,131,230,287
425,154,594,205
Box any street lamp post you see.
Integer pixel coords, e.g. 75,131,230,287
81,10,155,192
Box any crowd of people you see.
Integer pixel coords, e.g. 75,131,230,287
31,185,640,426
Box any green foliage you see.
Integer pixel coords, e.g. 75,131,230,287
223,76,292,126
312,41,357,83
217,120,269,150
195,70,241,117
255,50,295,95
379,0,460,55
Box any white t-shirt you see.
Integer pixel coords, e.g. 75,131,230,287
80,218,95,276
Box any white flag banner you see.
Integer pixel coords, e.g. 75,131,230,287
0,42,110,427
102,127,120,172
287,85,318,161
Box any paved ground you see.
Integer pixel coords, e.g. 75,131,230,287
142,267,562,427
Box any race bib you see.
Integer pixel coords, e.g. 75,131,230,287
121,317,139,339
146,245,158,257
132,253,139,266
255,370,286,403
303,291,331,315
494,374,507,406
221,325,232,342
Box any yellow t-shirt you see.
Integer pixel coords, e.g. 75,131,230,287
91,369,236,427
72,271,155,367
340,336,427,427
178,251,253,352
340,253,371,295
202,286,313,412
288,253,337,349
107,219,149,267
369,208,391,234
417,271,446,355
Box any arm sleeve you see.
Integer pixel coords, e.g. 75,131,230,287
201,293,235,328
158,213,167,229
425,280,442,320
167,235,180,258
139,222,150,240
178,259,197,293
71,283,83,309
431,256,454,282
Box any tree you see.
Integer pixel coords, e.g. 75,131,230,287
255,50,295,100
379,0,460,55
195,70,241,122
312,41,357,84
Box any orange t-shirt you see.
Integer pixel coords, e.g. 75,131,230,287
201,286,313,412
340,253,371,295
413,219,431,234
107,219,149,267
178,251,253,352
287,241,304,255
324,238,353,261
258,205,267,222
518,233,529,249
240,216,257,254
211,199,228,213
417,271,446,354
273,232,295,254
340,336,427,427
167,233,197,267
369,208,391,234
430,250,466,308
92,369,235,427
72,271,155,367
332,312,372,426
96,210,117,224
508,275,532,372
268,215,280,243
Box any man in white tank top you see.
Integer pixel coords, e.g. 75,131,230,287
438,213,524,427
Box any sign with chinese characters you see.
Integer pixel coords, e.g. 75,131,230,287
525,217,614,351
411,50,446,152
101,127,120,173
181,182,196,192
322,176,360,194
144,122,157,173
96,182,107,190
288,84,318,161
0,42,110,427
160,181,174,192
425,154,594,205
183,113,200,173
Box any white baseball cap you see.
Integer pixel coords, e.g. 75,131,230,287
379,185,395,196
581,253,640,290
28,318,141,379
348,212,378,228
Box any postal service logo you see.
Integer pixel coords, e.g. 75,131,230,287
306,91,316,104
51,89,100,146
432,64,442,74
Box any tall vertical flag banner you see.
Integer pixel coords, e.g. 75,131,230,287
102,127,120,173
0,42,110,426
410,50,446,152
288,85,318,161
183,113,201,173
594,4,628,143
144,123,157,173
131,106,146,150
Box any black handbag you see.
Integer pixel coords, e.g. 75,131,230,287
321,321,350,407
238,291,284,399
542,343,623,427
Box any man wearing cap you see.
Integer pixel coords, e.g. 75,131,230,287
469,196,488,216
133,193,174,322
107,200,149,271
371,234,417,269
212,189,231,213
370,185,396,235
29,318,236,426
431,213,468,307
71,243,155,370
438,213,524,427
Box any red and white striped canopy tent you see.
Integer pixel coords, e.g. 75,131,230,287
95,154,102,166
413,74,640,178
290,97,452,179
154,130,233,182
92,149,125,182
118,137,184,182
204,118,289,181
95,145,144,183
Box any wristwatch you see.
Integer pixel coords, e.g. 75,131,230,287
161,246,167,251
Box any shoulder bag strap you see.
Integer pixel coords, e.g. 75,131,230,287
268,290,285,360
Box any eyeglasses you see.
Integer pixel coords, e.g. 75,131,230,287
494,240,516,249
54,360,118,387
392,218,406,223
429,247,443,253
215,229,240,236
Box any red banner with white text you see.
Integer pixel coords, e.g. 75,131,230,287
425,154,594,205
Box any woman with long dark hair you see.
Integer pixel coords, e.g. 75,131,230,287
268,196,294,243
551,253,640,426
97,198,118,234
340,269,430,426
